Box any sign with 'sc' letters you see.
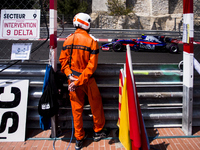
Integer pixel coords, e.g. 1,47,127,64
0,9,40,39
0,80,29,142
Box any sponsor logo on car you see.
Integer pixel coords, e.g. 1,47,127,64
102,47,110,51
140,43,155,50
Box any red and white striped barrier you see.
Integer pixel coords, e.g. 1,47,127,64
183,0,194,89
49,0,57,71
182,0,194,136
49,0,57,138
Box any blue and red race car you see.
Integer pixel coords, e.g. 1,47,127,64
100,35,180,53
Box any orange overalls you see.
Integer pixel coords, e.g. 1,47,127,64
59,28,105,140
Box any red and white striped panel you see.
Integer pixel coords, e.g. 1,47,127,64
183,0,194,88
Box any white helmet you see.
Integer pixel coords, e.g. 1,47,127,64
73,13,91,30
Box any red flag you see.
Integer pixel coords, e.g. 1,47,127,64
126,45,150,150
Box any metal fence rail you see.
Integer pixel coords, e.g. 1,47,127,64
55,28,183,40
51,28,200,42
1,63,196,130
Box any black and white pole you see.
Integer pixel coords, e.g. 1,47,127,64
182,0,194,136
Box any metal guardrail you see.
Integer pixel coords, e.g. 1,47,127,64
41,28,200,42
1,62,197,130
42,28,182,40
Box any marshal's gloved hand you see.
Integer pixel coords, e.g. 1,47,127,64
68,76,78,91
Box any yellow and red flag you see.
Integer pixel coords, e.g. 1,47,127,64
117,69,124,127
125,45,150,150
119,69,132,150
119,45,150,150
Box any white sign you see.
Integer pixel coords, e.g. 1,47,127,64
0,80,29,142
182,23,190,43
11,43,32,60
0,9,40,39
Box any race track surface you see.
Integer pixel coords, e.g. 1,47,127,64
98,44,183,64
56,42,200,64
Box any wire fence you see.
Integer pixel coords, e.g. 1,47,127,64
192,0,200,60
0,0,50,68
194,0,200,30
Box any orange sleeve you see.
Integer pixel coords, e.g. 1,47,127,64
74,40,99,86
59,41,72,77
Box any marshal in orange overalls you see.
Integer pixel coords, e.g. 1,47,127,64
59,28,105,140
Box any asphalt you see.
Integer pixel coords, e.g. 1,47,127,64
1,40,200,64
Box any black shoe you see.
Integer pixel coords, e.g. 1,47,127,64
75,132,88,150
93,128,109,142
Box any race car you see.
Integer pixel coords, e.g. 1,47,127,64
100,35,180,53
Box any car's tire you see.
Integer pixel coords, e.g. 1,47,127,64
113,42,123,52
167,44,179,53
165,37,171,42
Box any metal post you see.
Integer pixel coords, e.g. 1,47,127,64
182,0,194,136
174,18,176,31
49,0,57,138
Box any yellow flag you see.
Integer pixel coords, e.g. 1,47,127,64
119,77,131,150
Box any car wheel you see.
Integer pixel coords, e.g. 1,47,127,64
165,37,171,42
113,42,123,52
167,44,179,53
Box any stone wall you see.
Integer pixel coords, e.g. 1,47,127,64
93,0,183,16
91,13,182,31
92,0,108,12
132,0,150,16
151,0,169,16
194,0,200,30
90,0,200,30
169,0,183,14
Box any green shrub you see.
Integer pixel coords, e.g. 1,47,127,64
57,0,88,21
106,0,132,16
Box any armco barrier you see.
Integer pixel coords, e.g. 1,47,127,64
54,28,200,42
1,62,199,131
45,28,184,41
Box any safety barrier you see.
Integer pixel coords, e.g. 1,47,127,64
47,28,184,40
44,27,200,42
1,62,199,130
